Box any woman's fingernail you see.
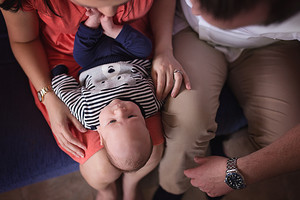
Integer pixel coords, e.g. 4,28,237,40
187,84,191,90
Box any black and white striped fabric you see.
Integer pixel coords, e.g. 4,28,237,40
52,59,163,130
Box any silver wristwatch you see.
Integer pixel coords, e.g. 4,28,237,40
224,157,246,190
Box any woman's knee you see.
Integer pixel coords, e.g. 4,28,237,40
146,144,164,168
80,150,122,190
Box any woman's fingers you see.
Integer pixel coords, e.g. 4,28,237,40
171,70,183,98
155,68,190,99
152,51,192,100
44,93,87,158
58,126,86,158
70,114,87,134
155,70,166,100
58,137,83,158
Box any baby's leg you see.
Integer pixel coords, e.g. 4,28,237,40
122,143,164,200
80,149,122,200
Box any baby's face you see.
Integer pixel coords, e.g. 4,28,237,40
99,99,144,129
98,99,151,171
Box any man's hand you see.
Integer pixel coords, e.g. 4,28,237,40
184,156,233,197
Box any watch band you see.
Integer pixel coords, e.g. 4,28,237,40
227,157,238,171
225,157,246,190
37,85,52,102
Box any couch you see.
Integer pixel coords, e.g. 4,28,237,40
0,12,247,193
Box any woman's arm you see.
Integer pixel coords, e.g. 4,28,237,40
1,9,49,90
149,0,191,100
1,8,87,158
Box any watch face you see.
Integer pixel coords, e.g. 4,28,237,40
225,172,246,190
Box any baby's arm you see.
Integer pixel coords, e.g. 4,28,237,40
73,10,123,67
100,15,123,38
73,9,106,68
98,14,152,58
51,65,85,126
115,25,152,58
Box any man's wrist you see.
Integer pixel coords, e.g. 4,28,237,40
224,157,247,190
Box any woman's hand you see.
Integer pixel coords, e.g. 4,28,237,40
152,49,191,100
43,92,87,158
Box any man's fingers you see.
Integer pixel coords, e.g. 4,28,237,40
194,156,207,164
184,157,207,177
190,178,200,187
184,167,197,178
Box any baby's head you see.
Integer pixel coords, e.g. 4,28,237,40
97,99,152,172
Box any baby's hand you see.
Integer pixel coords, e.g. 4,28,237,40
100,15,123,39
84,8,102,29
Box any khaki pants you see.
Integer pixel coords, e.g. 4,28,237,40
159,27,300,194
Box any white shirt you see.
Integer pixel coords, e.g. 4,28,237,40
174,0,300,61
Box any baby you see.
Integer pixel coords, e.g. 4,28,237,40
51,8,163,171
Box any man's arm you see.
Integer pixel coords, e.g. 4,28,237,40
184,124,300,197
238,123,300,185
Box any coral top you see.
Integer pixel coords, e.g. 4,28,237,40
22,0,164,163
